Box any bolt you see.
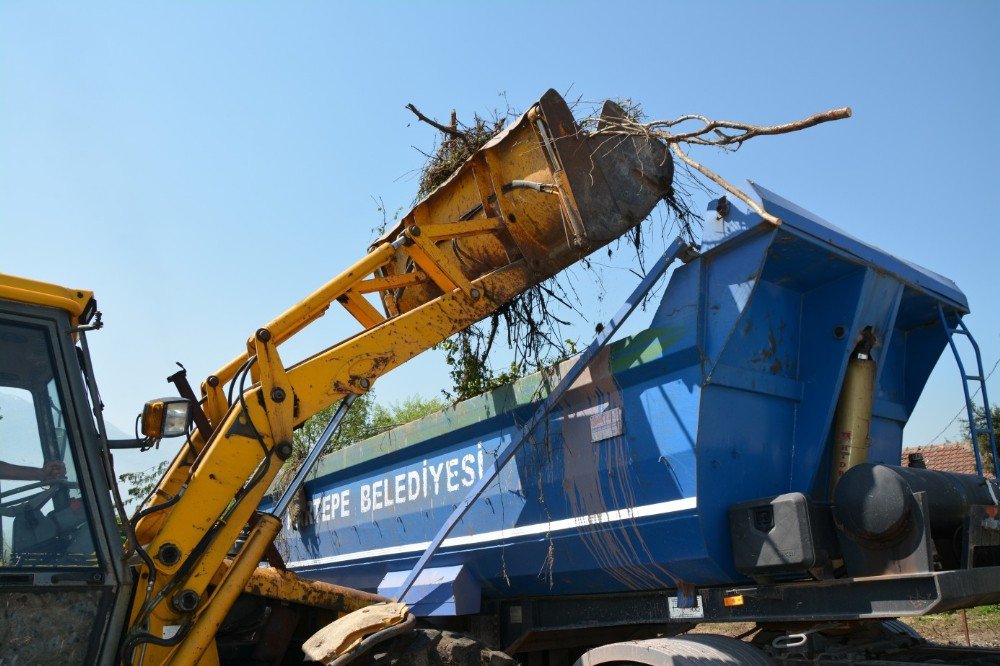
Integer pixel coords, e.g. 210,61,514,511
157,542,182,567
172,589,201,613
470,288,481,299
408,225,421,237
275,441,293,460
256,328,272,342
207,375,220,387
271,387,287,403
359,378,371,389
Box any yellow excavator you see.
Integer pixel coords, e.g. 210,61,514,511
0,89,673,665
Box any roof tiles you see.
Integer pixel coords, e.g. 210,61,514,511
902,440,994,478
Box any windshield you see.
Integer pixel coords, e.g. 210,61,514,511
0,321,98,568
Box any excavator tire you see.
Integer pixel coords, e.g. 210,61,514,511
369,628,516,666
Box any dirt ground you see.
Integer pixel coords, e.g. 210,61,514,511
902,608,1000,648
687,605,1000,649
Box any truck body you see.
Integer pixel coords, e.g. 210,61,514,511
277,186,1000,662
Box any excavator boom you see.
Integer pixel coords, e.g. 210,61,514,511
125,89,673,664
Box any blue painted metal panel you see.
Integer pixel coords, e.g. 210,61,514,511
379,565,481,616
702,231,772,371
272,188,970,612
750,182,967,311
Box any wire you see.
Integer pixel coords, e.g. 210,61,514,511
925,355,1000,445
227,357,254,407
237,357,271,487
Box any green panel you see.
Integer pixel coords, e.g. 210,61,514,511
310,327,685,478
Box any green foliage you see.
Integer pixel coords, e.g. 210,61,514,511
118,459,171,507
293,391,379,456
114,514,129,545
438,332,523,402
961,403,999,476
370,394,448,430
974,603,1000,616
438,331,581,402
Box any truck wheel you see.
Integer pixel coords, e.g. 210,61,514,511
371,628,516,665
574,635,775,665
880,619,924,643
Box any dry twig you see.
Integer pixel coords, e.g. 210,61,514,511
405,103,468,144
586,105,852,225
590,107,851,148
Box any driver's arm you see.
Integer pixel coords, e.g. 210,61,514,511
0,460,66,481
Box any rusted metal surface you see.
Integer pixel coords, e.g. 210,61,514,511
240,562,386,613
538,92,673,246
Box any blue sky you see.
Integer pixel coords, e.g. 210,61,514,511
2,2,998,479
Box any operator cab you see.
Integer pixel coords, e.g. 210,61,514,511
0,275,132,665
0,320,97,566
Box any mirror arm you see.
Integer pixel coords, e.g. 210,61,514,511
107,438,150,450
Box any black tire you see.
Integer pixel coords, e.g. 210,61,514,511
574,634,775,665
372,628,516,665
880,619,925,644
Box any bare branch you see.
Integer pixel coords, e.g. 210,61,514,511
670,143,780,225
583,103,852,225
593,107,852,148
406,103,468,143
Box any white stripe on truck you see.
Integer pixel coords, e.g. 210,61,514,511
286,496,697,568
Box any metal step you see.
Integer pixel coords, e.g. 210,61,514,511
937,304,999,479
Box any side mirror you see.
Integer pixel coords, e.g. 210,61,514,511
141,398,192,439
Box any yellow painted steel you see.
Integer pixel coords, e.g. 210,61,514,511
165,515,283,665
0,272,93,324
123,89,673,664
209,242,398,389
235,561,384,612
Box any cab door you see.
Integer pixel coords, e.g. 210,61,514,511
0,302,132,665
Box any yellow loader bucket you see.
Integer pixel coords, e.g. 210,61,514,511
375,89,673,315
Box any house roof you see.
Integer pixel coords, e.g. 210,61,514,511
902,440,994,478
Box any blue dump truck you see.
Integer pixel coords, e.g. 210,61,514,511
276,186,1000,664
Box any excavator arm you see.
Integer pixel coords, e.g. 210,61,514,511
124,89,673,665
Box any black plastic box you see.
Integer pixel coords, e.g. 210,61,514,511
729,492,838,578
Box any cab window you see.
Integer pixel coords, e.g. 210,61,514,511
0,321,97,568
